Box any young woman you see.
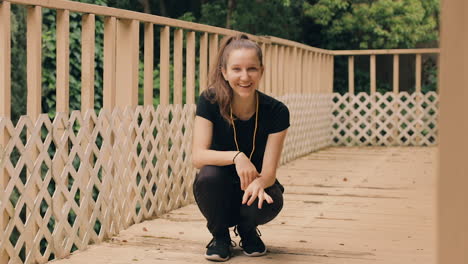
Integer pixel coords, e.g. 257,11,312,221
192,34,290,261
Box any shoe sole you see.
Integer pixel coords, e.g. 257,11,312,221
243,248,267,257
204,253,230,262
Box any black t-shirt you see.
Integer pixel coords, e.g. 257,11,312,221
196,89,290,173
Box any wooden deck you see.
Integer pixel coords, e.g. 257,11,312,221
50,147,436,264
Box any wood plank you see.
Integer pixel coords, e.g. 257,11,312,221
333,48,440,56
263,43,270,94
186,31,195,104
116,19,139,108
277,46,284,96
56,10,70,114
0,1,11,118
271,45,278,96
330,55,334,93
144,22,154,106
160,26,170,105
103,17,116,111
0,3,11,263
259,42,266,92
208,34,218,76
81,14,95,111
199,32,208,94
438,1,468,263
27,5,42,120
173,29,183,105
393,55,399,93
370,55,376,94
348,56,354,94
415,54,422,93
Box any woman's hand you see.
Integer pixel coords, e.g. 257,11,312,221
234,152,259,190
242,178,274,209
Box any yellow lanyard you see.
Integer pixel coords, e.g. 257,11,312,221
230,92,259,160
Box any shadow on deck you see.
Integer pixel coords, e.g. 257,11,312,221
50,147,436,264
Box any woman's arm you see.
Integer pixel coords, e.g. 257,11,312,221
242,129,288,208
258,129,288,187
192,116,239,169
192,116,260,189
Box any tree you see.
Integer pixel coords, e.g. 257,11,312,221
302,0,439,50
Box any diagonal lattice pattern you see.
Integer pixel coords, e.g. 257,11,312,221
0,104,196,264
331,92,438,146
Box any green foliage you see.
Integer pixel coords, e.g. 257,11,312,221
42,0,107,118
303,0,439,49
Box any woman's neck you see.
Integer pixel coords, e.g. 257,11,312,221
232,92,257,120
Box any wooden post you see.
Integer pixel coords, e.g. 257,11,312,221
393,55,399,93
330,55,334,93
56,10,70,114
81,14,95,112
173,29,183,105
186,31,195,104
348,56,354,94
116,19,139,108
27,5,42,120
144,22,154,106
263,44,271,94
1,1,11,119
277,46,284,97
439,0,468,263
208,34,218,76
199,32,208,94
103,17,117,111
26,5,42,260
271,45,278,96
318,53,323,93
53,9,70,258
392,54,400,145
0,2,11,263
370,55,376,94
159,26,170,105
415,54,422,92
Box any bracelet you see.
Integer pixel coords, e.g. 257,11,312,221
233,151,242,163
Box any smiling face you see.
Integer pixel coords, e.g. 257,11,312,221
221,48,264,99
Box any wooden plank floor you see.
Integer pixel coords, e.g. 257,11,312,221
51,147,436,264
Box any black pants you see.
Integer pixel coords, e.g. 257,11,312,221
193,165,284,238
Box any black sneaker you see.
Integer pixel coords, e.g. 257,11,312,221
238,228,267,257
205,237,234,262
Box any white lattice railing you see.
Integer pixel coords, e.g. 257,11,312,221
0,104,196,263
331,92,438,146
279,94,334,164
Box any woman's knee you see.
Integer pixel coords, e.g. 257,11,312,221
194,165,233,190
240,184,284,226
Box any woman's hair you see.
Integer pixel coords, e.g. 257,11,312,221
205,34,263,123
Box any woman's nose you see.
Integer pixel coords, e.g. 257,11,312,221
240,70,249,80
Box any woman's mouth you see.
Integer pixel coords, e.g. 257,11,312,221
238,83,252,88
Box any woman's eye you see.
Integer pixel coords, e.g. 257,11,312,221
248,67,258,71
232,68,241,71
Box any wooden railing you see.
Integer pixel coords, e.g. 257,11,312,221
0,0,335,263
330,49,439,146
332,49,439,94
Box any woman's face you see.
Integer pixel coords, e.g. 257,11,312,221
222,48,263,99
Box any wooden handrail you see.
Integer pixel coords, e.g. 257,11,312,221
333,48,440,55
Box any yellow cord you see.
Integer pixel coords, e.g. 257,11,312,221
230,92,259,160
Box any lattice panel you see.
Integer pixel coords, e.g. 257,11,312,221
278,93,334,164
0,104,196,264
331,92,438,146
